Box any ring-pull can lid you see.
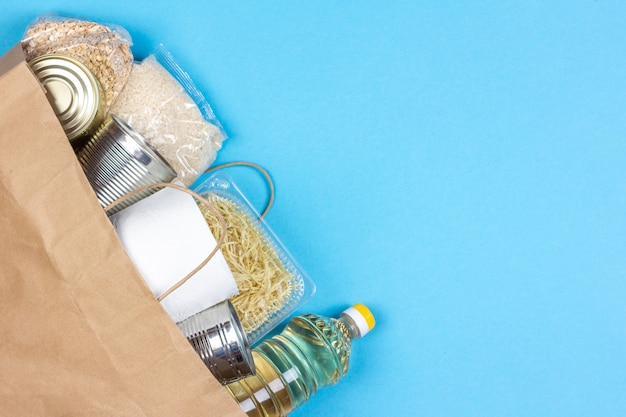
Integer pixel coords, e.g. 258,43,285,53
28,54,105,142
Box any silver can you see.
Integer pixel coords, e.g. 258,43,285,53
29,54,105,143
77,115,176,215
177,300,255,385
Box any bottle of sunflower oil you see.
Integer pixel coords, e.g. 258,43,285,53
226,304,375,417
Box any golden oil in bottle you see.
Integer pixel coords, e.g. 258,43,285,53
226,304,375,417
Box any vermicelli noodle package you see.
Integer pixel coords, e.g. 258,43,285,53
194,172,316,345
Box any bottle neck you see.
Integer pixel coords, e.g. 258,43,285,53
338,314,362,340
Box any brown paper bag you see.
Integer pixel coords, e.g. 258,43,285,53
0,44,245,417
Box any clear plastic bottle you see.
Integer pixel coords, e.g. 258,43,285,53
226,304,375,417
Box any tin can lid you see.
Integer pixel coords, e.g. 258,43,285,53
29,54,105,141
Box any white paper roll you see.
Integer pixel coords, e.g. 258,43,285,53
109,186,238,323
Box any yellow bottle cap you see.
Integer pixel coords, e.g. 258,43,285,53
342,303,376,337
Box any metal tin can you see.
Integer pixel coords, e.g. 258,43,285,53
28,54,105,143
177,300,255,385
77,115,177,215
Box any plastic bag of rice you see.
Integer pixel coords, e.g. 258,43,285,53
109,45,225,186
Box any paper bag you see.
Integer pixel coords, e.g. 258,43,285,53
0,45,245,417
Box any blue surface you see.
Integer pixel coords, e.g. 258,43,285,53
2,2,626,416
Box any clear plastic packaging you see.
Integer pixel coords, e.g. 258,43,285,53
193,172,315,345
21,14,134,111
109,45,226,187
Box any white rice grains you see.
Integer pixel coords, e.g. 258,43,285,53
109,55,224,186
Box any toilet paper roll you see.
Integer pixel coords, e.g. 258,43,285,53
109,186,238,323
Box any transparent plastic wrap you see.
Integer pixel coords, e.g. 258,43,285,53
193,172,315,345
21,15,134,111
109,45,226,187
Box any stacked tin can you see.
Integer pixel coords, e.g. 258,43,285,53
29,54,105,144
29,53,177,214
76,115,177,214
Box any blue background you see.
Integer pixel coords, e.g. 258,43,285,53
2,2,626,416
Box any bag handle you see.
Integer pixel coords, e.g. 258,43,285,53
104,161,274,301
104,182,227,302
203,161,275,220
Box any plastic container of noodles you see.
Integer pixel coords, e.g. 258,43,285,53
193,171,315,345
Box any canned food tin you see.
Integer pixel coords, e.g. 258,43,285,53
77,115,177,215
177,300,255,385
29,54,105,142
